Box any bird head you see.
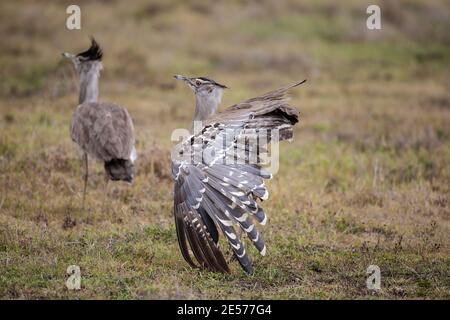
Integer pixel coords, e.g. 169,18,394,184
62,37,103,75
174,75,228,120
174,75,227,98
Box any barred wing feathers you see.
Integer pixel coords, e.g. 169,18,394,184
205,80,303,140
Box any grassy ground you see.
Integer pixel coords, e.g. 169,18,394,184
0,0,449,299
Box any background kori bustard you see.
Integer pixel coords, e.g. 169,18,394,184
172,75,306,274
63,39,137,206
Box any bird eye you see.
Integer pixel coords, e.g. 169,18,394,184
195,80,202,86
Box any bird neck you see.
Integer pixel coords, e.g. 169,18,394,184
193,98,217,122
78,64,101,104
192,88,223,123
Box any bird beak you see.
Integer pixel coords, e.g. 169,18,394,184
62,52,75,59
174,75,195,88
174,75,192,84
174,74,187,81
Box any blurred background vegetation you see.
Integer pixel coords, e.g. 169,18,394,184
0,0,449,299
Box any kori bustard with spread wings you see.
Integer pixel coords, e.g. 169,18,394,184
172,75,305,274
62,38,137,207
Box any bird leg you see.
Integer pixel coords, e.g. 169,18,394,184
103,178,110,210
82,152,88,209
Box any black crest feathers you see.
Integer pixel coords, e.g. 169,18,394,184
198,77,228,89
77,37,103,61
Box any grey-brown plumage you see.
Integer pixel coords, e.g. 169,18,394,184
172,76,305,274
70,102,136,182
63,38,136,205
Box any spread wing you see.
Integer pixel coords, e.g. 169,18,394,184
70,102,135,161
172,80,305,274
